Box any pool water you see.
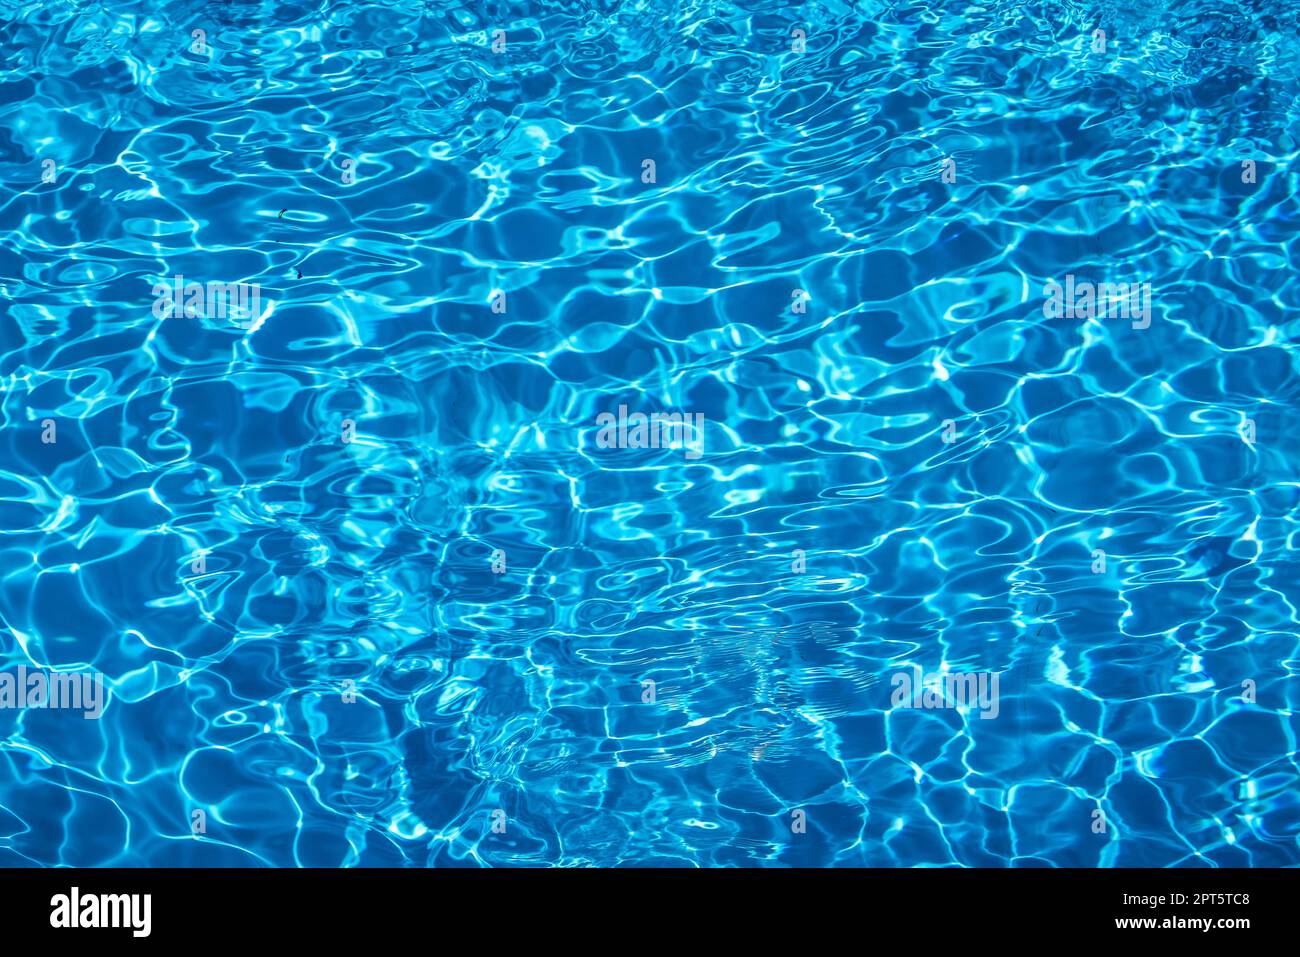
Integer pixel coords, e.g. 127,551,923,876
0,0,1298,867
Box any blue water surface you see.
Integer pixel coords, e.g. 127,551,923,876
0,0,1298,867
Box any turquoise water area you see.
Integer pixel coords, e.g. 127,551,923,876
0,0,1297,866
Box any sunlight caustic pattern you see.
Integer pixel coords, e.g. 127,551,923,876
0,0,1298,867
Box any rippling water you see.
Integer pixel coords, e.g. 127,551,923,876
1,0,1298,868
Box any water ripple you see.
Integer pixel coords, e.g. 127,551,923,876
0,0,1297,868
